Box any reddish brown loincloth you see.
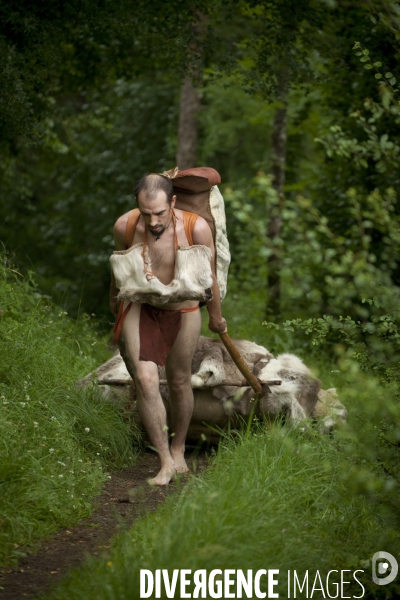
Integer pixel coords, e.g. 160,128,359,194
113,301,199,366
139,303,182,366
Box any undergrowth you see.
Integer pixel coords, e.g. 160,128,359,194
0,255,139,566
41,359,400,599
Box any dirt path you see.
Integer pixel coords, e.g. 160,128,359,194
0,449,208,600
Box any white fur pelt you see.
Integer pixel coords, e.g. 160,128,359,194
256,353,321,425
209,185,230,300
110,243,213,305
79,336,346,431
190,337,271,389
315,388,347,431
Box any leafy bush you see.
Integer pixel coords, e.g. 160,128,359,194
265,287,400,389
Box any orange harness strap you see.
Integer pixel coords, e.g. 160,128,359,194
183,211,198,245
180,305,200,313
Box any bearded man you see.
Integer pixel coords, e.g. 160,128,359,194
110,173,227,485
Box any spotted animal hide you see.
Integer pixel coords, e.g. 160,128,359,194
79,336,346,432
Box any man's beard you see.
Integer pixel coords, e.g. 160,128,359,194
148,224,166,240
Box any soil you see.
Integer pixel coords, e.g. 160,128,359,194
0,449,208,600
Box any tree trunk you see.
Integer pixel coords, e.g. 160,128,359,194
267,74,289,319
176,75,201,170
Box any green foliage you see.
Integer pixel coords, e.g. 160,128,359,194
0,76,179,318
223,171,400,322
0,0,219,151
41,380,400,599
0,255,139,566
265,287,400,391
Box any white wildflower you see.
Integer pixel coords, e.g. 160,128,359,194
49,448,55,453
84,427,90,433
20,402,26,407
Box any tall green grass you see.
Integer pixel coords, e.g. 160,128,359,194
40,360,400,599
0,257,139,566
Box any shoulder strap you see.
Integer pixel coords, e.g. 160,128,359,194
124,208,141,249
183,210,198,246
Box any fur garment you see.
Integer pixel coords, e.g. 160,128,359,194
110,243,213,305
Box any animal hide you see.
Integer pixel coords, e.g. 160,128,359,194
313,388,347,430
110,244,213,305
79,336,346,436
209,185,230,300
257,354,321,422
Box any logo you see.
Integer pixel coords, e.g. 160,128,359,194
372,551,398,586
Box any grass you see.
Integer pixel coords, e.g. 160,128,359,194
0,258,140,566
3,263,400,597
39,357,400,599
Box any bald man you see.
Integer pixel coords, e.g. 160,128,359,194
110,173,226,485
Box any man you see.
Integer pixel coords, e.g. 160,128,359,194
110,173,226,485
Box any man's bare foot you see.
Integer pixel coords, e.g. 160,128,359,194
171,449,189,474
148,463,176,486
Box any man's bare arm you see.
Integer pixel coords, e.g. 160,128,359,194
110,213,129,317
192,216,227,334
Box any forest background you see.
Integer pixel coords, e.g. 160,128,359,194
1,0,400,592
2,0,400,374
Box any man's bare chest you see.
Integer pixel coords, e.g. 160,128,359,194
148,239,175,272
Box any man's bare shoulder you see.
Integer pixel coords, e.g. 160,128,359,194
113,211,131,250
192,215,213,246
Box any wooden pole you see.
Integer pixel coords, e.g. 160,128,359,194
97,378,282,388
219,331,263,395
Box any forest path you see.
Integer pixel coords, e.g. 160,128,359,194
0,449,208,600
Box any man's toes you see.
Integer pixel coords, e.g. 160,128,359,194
148,466,176,486
172,455,189,474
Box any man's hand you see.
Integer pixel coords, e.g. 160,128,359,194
208,316,227,334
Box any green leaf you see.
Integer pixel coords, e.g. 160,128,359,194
373,61,382,67
390,77,396,85
375,73,382,79
355,52,363,56
360,56,369,62
364,64,373,70
385,72,393,78
362,49,370,55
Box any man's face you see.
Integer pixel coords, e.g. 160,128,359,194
138,190,176,238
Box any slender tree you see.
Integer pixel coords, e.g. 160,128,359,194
176,76,201,169
241,0,328,317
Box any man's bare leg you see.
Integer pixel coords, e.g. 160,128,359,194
119,303,175,485
165,309,202,473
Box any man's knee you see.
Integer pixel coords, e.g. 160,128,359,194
167,372,192,394
135,368,159,395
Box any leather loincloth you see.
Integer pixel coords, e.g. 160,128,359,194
113,301,199,366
